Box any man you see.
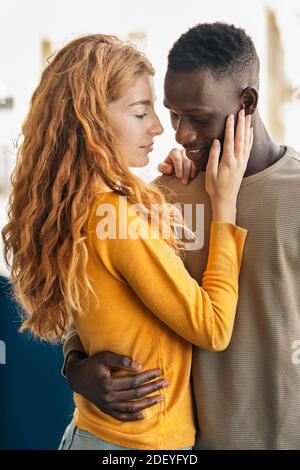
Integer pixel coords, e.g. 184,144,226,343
63,23,300,449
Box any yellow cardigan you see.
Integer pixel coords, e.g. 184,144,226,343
73,191,247,450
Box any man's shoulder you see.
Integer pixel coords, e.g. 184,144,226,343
152,174,179,190
286,146,300,162
152,174,183,202
152,172,207,204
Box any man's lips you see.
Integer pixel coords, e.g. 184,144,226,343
185,147,207,158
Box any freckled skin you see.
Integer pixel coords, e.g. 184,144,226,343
164,69,284,176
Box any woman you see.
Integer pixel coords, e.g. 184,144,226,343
2,34,252,450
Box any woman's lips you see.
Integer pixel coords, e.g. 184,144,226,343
140,143,154,152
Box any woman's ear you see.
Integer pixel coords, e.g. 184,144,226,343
240,87,258,115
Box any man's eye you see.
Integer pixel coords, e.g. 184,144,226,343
192,117,209,125
136,114,147,119
170,111,179,119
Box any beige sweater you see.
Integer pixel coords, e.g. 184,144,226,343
64,147,300,449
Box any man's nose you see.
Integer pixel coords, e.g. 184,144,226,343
175,119,198,145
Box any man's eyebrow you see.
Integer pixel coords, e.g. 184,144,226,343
163,101,212,113
129,100,152,107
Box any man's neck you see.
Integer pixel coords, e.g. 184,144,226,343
244,112,285,177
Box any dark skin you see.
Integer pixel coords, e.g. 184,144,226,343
66,350,167,421
65,67,285,422
163,69,284,176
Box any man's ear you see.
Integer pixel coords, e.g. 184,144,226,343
240,87,258,115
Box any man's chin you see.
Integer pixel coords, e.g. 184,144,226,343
186,151,209,172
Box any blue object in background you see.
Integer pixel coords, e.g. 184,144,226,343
0,275,74,449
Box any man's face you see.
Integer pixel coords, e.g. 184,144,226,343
164,69,240,170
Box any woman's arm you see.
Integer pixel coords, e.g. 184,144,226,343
102,219,246,350
92,111,251,350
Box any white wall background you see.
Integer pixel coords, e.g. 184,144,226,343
0,0,299,275
0,0,267,179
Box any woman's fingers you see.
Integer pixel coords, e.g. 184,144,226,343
158,148,196,184
206,139,221,185
246,127,254,161
234,109,246,159
243,115,253,161
223,110,252,164
182,151,192,184
190,161,197,178
157,162,174,175
157,149,182,178
222,114,235,164
169,149,183,178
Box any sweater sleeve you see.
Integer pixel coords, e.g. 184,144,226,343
61,324,85,377
92,208,247,351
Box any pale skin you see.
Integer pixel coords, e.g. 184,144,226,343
65,73,253,421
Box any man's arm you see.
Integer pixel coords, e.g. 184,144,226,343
62,324,86,377
63,325,168,422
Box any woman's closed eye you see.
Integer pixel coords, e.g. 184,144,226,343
136,113,148,119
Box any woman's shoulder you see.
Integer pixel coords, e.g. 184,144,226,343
91,190,133,215
88,190,149,238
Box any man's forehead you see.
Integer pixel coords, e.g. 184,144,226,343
164,69,227,108
164,70,231,112
166,69,215,88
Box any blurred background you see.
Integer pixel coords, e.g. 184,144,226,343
0,0,299,449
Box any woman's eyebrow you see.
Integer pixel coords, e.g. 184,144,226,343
129,99,152,107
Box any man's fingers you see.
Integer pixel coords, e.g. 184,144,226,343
109,378,168,399
97,351,142,372
108,394,164,421
110,395,164,414
109,411,144,422
111,369,164,391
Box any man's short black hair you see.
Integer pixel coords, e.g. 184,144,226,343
168,22,259,79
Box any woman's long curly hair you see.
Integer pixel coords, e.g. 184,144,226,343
2,34,188,341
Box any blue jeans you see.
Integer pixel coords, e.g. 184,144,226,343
59,419,193,450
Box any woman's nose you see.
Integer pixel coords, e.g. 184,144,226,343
150,113,164,136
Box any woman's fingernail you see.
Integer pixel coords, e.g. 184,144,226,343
241,109,245,116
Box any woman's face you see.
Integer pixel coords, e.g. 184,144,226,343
108,74,163,167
